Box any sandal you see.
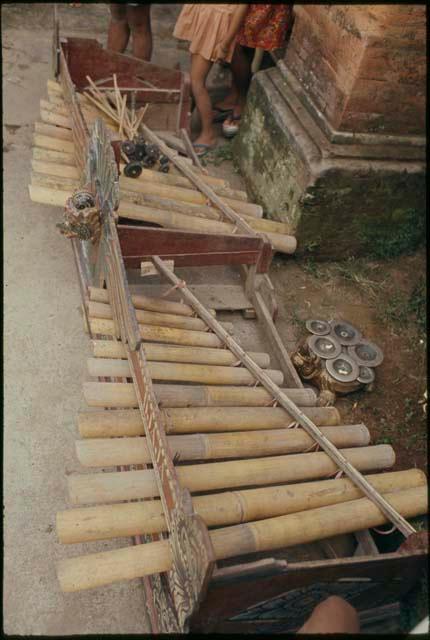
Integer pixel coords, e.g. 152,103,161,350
222,114,241,138
193,142,217,158
212,107,233,123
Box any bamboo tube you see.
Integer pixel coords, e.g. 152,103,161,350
68,445,395,505
32,147,76,166
89,285,202,317
88,300,208,331
164,405,338,432
34,122,73,141
32,159,78,180
91,339,270,368
31,172,76,193
58,469,426,543
81,382,318,412
79,404,338,437
29,184,70,208
33,134,74,154
40,98,69,116
88,317,222,348
40,109,72,129
76,425,370,468
87,357,284,387
119,175,262,218
47,78,63,94
57,485,428,592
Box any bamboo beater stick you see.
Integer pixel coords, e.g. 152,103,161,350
87,357,285,387
81,382,318,411
91,340,270,368
58,469,426,543
57,485,428,592
76,424,370,467
68,445,395,504
79,405,339,437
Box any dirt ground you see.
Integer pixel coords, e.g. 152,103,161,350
3,2,427,635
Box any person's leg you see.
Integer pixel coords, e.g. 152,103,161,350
228,44,252,117
190,53,216,147
107,4,130,54
127,5,152,61
222,45,252,136
297,596,360,634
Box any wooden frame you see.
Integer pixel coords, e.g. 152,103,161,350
55,38,427,635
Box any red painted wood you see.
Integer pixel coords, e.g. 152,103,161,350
118,225,270,268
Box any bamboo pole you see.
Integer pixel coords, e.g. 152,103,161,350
40,98,69,116
81,383,318,413
76,424,370,468
34,122,73,141
57,485,427,592
87,357,285,387
68,445,395,504
87,300,208,332
32,147,76,166
33,134,74,154
58,469,426,543
40,109,72,129
47,78,63,94
91,339,270,368
119,175,263,218
89,285,203,317
88,317,223,348
152,256,416,537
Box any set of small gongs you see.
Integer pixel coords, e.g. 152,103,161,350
305,319,384,387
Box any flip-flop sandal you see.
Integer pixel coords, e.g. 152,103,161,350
193,143,217,158
222,114,241,138
212,107,233,123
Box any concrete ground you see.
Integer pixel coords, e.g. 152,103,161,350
2,3,209,634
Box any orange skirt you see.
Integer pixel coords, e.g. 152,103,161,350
173,4,238,63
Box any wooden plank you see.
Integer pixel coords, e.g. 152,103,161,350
253,290,303,388
152,257,416,538
118,225,267,270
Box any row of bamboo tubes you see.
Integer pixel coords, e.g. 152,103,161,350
57,484,428,592
30,80,298,255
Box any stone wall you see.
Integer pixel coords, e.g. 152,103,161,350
286,5,426,135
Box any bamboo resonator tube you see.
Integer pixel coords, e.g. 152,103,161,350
68,445,395,504
78,405,339,437
89,317,223,348
57,484,428,592
83,382,318,410
87,357,285,386
58,469,426,543
92,339,271,368
88,300,208,332
88,286,211,318
76,425,369,467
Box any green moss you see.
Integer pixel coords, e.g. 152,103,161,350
360,207,426,259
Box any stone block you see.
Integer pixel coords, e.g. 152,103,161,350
235,70,425,260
